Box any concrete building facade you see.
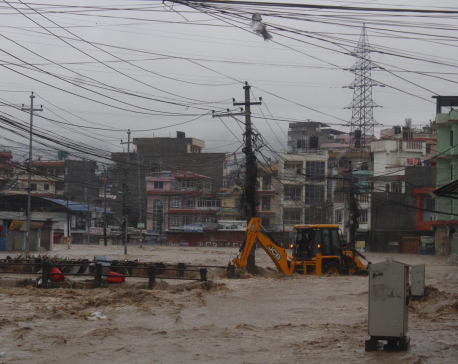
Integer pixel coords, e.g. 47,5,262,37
433,105,458,254
278,151,329,231
145,170,218,234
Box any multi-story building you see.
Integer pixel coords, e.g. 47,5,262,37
371,139,429,194
380,124,437,158
133,132,228,192
145,170,219,233
287,121,346,154
431,96,458,254
0,157,97,201
111,132,229,229
333,169,372,248
278,151,329,231
218,163,279,230
0,151,14,190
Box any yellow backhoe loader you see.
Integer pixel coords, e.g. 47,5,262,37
230,217,369,276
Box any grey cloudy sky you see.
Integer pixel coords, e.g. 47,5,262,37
0,0,457,162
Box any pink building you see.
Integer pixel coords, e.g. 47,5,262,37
146,170,220,232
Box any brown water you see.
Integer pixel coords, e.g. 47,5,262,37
0,245,457,363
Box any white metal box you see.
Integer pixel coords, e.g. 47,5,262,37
368,258,409,338
411,264,425,297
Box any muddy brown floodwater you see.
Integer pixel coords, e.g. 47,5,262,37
0,245,457,363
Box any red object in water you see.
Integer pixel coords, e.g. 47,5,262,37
49,267,65,282
107,271,125,284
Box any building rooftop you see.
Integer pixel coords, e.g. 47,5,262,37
32,161,65,167
43,198,111,213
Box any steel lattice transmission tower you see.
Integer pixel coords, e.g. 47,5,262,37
345,24,383,148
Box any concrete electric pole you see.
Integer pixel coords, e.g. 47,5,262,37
213,82,262,274
120,129,131,255
346,161,359,248
21,92,42,251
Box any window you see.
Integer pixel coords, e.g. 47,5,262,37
284,185,301,201
358,210,368,224
306,161,325,182
426,144,432,154
385,184,390,193
202,216,216,223
425,198,436,211
335,210,343,224
44,184,49,191
262,176,271,190
261,196,271,211
170,216,179,226
198,198,221,208
296,139,306,148
322,228,331,255
31,183,37,191
284,163,302,174
186,199,195,208
391,181,401,193
424,198,436,222
183,216,194,225
181,179,196,189
154,181,164,189
235,198,241,209
305,185,324,204
451,163,454,181
56,181,65,191
331,229,341,253
284,210,300,224
170,198,180,208
152,200,164,230
261,218,271,227
451,130,454,147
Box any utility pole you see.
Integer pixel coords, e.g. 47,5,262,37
346,161,359,248
85,187,90,245
103,166,108,247
137,154,143,219
66,197,71,249
137,153,144,247
120,129,131,255
213,82,261,274
21,92,43,251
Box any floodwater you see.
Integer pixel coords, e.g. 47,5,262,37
0,245,457,363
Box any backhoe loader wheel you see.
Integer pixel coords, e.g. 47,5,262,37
323,262,340,276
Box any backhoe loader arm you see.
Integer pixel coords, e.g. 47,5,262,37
232,218,292,274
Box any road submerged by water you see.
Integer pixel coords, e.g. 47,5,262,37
0,245,457,363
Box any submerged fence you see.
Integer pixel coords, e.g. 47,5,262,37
0,258,215,289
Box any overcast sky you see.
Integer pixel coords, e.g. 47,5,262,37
0,0,457,162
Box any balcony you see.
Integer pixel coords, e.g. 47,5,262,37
403,141,423,151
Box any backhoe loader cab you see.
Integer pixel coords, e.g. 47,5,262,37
292,225,344,274
293,225,343,259
292,224,368,275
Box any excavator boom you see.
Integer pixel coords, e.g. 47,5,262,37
232,218,292,274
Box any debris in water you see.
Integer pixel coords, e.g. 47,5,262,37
88,311,107,321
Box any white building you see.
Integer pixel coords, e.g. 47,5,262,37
278,151,329,231
371,140,427,194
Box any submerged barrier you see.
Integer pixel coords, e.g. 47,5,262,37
0,258,216,289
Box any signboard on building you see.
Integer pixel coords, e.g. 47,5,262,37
421,235,435,251
218,220,247,231
137,223,145,229
89,227,111,235
183,224,204,233
8,220,26,232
